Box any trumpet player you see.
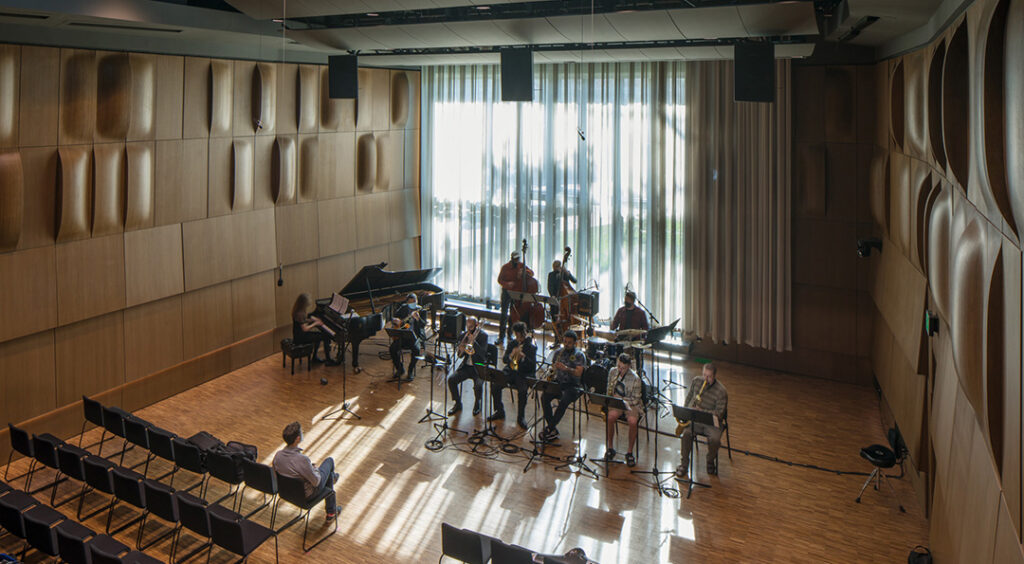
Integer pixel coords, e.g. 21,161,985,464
447,317,489,416
675,362,728,480
489,321,535,429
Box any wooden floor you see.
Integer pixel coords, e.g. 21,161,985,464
2,334,929,563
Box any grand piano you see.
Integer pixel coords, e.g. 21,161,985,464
314,263,445,370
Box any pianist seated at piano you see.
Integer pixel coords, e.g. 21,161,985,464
389,294,430,381
292,293,337,365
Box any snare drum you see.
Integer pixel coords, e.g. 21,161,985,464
582,359,613,393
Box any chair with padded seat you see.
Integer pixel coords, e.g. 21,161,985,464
122,417,156,476
239,459,277,521
80,395,109,454
23,504,67,560
29,432,68,495
146,427,178,481
490,539,535,564
121,550,164,563
205,451,244,511
137,478,180,551
54,443,92,508
100,406,133,464
80,455,118,521
5,423,37,488
170,437,207,494
439,522,491,564
172,491,213,564
855,427,907,512
207,504,278,563
88,533,132,564
280,338,315,375
274,471,338,552
55,519,96,564
0,488,40,556
108,466,148,536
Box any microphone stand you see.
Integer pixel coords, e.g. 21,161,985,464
425,350,468,451
630,341,680,498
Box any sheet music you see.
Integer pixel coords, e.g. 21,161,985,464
328,292,349,314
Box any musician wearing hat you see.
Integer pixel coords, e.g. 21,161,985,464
675,362,728,480
540,330,588,442
496,250,534,346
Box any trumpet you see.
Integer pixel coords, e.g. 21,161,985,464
675,378,708,436
458,326,480,358
508,338,528,371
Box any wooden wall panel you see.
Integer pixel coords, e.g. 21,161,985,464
376,132,404,192
1009,0,1024,238
793,143,825,217
391,71,410,129
208,136,232,217
274,259,318,327
889,152,911,254
0,331,55,426
18,46,58,147
793,219,857,290
997,235,1021,535
993,496,1024,564
56,146,92,242
54,311,124,408
232,138,254,211
272,135,296,204
14,147,56,250
0,245,56,348
124,223,184,307
361,68,390,132
944,18,970,187
952,218,987,415
320,66,341,131
317,197,357,257
297,65,318,134
407,70,420,131
908,160,932,269
928,184,953,319
931,331,958,480
253,62,277,136
903,50,928,160
181,208,276,291
356,133,376,192
869,147,890,233
231,271,275,340
389,189,420,242
928,40,948,169
154,55,184,140
275,63,297,135
91,143,125,236
181,281,233,358
124,295,183,381
890,61,905,149
793,66,823,144
354,244,389,275
825,143,858,221
275,201,319,266
316,133,353,200
317,252,356,297
958,422,1001,564
405,128,420,192
210,59,233,137
355,192,391,249
872,235,928,371
233,60,255,136
981,0,1015,235
0,45,18,148
59,49,96,145
125,142,154,230
388,238,419,271
182,57,210,138
253,135,275,210
0,151,24,251
56,234,126,326
154,138,208,226
95,52,131,142
127,53,156,141
823,66,856,144
298,134,319,202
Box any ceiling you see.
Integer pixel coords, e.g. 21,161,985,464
0,0,963,66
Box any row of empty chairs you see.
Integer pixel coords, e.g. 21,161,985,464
440,522,595,564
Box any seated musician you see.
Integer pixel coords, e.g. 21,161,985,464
388,294,429,381
488,321,535,429
291,293,335,365
610,290,650,369
540,330,587,442
605,353,643,467
546,260,576,318
447,317,489,416
675,362,728,480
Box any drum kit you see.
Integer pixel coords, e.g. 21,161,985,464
581,330,652,397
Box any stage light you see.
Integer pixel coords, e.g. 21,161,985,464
856,238,882,258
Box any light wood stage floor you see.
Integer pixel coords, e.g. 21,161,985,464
2,334,928,563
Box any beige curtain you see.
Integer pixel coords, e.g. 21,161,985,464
682,59,792,352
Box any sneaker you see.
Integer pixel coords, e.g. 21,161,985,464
325,505,342,522
603,449,616,461
707,461,718,476
487,411,506,422
447,403,462,416
625,453,636,467
675,466,688,481
472,400,482,416
517,417,528,430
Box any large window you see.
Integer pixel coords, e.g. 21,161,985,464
421,62,686,323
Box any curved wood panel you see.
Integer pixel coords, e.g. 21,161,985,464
928,185,952,319
298,135,319,202
823,66,855,143
320,66,340,131
252,135,275,209
944,18,970,186
375,133,391,191
125,142,154,230
60,50,96,145
869,148,890,232
986,249,1005,472
56,146,92,242
208,137,233,217
890,153,911,254
96,53,131,141
254,63,277,134
357,133,376,193
794,143,825,216
391,71,410,129
19,46,59,147
929,40,948,170
890,61,905,150
272,136,296,204
0,151,24,250
92,143,125,236
297,65,318,133
209,59,233,136
154,55,183,140
232,138,254,211
232,61,255,136
952,218,985,413
182,57,210,138
275,63,297,134
903,51,927,159
0,45,18,147
915,175,938,271
127,53,156,141
983,0,1015,235
1009,0,1024,236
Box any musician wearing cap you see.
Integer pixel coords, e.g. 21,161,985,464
675,362,728,480
447,317,490,416
489,321,536,429
604,353,643,467
546,260,576,318
540,330,588,442
497,250,534,346
389,293,428,381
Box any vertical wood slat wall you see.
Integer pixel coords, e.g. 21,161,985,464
0,44,422,464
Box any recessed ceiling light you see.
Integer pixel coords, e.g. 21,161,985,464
366,12,379,16
476,5,490,10
272,18,283,23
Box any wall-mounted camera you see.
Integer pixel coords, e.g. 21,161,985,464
856,238,882,258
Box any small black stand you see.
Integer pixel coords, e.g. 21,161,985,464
522,378,563,473
384,327,417,391
425,355,469,451
630,333,680,498
672,405,715,498
554,384,599,480
418,352,447,424
321,360,360,421
586,392,627,475
468,366,507,449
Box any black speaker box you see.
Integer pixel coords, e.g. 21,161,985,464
440,308,466,343
734,43,775,103
500,50,533,102
328,55,358,99
578,290,599,316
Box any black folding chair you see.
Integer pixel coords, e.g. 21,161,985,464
108,466,148,535
88,533,131,564
29,432,68,494
172,491,212,564
274,472,338,552
79,455,118,521
490,539,535,564
121,550,163,563
53,443,91,508
240,460,278,521
170,437,207,494
123,417,156,475
439,522,491,564
55,519,96,564
137,478,180,551
23,504,67,560
5,423,37,488
205,451,244,511
0,489,41,558
207,504,279,563
146,427,179,481
100,406,133,464
80,395,109,454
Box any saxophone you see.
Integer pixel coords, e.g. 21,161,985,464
675,378,708,436
459,326,480,358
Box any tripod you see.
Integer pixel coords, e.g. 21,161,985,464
321,363,360,421
671,405,713,498
425,354,468,451
418,349,446,424
631,344,679,497
468,366,506,450
554,388,599,480
523,378,562,473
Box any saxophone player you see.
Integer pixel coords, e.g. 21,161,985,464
675,363,728,480
447,317,489,416
539,330,587,442
489,321,535,429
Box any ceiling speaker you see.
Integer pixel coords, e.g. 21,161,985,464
500,50,532,102
328,55,358,99
734,43,775,103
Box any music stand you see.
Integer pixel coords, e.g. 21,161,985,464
672,405,715,498
321,354,361,422
425,355,470,451
384,327,417,391
554,383,599,480
522,378,563,473
418,349,447,425
468,366,507,449
630,325,680,497
586,393,627,476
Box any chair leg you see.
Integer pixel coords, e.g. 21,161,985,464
725,426,732,459
24,458,38,491
855,468,879,503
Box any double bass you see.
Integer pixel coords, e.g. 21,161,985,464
554,246,578,339
508,239,545,330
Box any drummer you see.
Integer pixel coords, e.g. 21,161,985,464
610,290,650,371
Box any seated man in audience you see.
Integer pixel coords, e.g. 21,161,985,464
272,421,342,521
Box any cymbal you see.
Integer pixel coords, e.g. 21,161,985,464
616,329,646,337
569,324,586,332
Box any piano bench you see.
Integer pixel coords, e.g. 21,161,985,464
281,339,315,375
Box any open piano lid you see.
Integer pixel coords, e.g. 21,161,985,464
339,263,443,302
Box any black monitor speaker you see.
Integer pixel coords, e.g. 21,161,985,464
734,43,775,103
500,50,533,102
328,55,358,99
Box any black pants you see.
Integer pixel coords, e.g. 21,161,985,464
296,330,331,359
447,364,483,406
498,290,512,340
542,385,582,430
491,369,528,419
310,458,337,512
389,339,420,376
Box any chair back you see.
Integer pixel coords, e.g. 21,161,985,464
887,427,906,460
82,455,116,494
32,434,62,469
0,480,10,495
490,540,535,564
143,479,179,523
55,520,96,564
88,534,131,564
440,522,491,564
82,395,105,427
111,467,146,509
206,451,243,485
23,504,66,556
56,444,90,481
123,417,151,449
207,504,246,554
176,491,211,536
7,423,33,458
100,406,128,438
171,437,206,474
275,471,312,508
241,460,278,496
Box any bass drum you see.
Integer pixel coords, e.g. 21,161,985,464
586,337,609,360
582,359,613,393
604,342,625,360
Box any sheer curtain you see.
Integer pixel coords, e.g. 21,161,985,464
421,62,687,322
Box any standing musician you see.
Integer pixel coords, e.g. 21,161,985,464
447,317,490,416
389,294,428,381
675,363,729,480
605,353,643,467
611,290,650,370
540,330,588,442
497,250,534,346
291,293,335,365
489,321,536,429
546,260,576,319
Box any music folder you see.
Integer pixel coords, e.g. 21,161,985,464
385,327,416,347
586,392,627,412
672,405,716,428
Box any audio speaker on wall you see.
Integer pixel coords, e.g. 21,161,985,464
328,55,358,99
501,50,533,102
734,42,775,103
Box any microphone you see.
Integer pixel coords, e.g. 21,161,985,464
276,263,284,287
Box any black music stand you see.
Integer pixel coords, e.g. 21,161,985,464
321,358,361,421
418,349,447,424
630,324,681,498
672,405,714,498
468,366,508,449
425,354,470,451
586,392,628,476
554,383,599,480
522,378,563,473
385,327,417,391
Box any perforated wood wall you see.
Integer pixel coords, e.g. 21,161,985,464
0,46,421,463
